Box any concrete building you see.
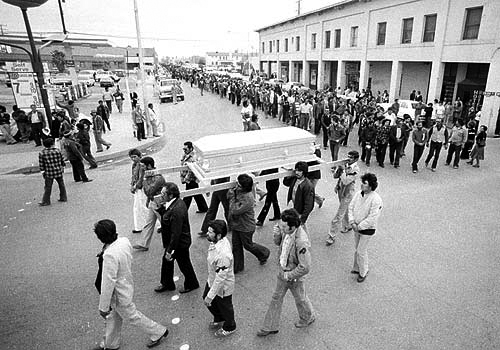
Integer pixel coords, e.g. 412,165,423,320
0,33,158,71
256,0,500,134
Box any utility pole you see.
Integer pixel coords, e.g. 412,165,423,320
57,0,67,34
133,0,151,136
297,0,302,15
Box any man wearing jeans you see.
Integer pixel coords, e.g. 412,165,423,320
327,116,345,161
348,173,383,283
445,119,467,169
257,209,315,337
38,138,67,206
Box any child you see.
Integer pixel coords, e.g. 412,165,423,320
468,125,487,168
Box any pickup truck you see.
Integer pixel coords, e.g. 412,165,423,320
158,79,184,103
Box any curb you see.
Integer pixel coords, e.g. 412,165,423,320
4,135,167,175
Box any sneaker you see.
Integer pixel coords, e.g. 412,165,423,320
294,316,315,328
215,328,236,337
209,321,224,329
472,164,479,168
431,168,436,172
325,236,335,246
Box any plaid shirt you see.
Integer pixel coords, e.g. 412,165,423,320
180,151,197,184
39,147,65,179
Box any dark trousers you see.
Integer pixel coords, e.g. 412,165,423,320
102,116,111,132
322,125,329,148
314,117,322,134
70,159,88,182
389,142,403,166
200,189,229,234
232,229,270,273
376,143,388,165
257,190,280,222
105,100,113,113
361,142,373,165
31,122,44,146
81,144,98,168
446,143,462,167
342,130,350,146
183,181,208,212
136,122,146,140
42,176,67,204
425,141,443,169
329,141,340,161
160,247,200,290
412,145,425,171
202,283,236,331
460,141,473,159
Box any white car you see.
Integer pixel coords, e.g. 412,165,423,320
378,99,420,120
77,70,95,87
158,79,184,103
95,70,120,83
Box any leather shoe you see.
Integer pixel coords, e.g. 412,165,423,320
154,285,175,293
256,329,279,337
38,202,50,206
146,329,169,348
357,271,369,283
83,179,94,183
58,199,67,202
133,245,149,251
179,286,199,294
132,230,142,233
294,316,315,328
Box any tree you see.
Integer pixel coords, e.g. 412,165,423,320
51,50,66,72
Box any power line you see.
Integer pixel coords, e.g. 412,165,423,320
67,30,218,43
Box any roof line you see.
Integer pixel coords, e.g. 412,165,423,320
255,0,359,32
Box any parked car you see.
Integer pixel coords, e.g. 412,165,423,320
95,70,120,83
51,73,72,86
282,81,303,93
99,76,115,88
112,69,126,77
158,78,184,103
378,99,420,120
77,70,95,87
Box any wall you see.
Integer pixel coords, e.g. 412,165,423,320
400,62,432,100
368,61,392,94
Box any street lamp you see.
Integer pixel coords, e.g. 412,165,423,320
2,0,53,128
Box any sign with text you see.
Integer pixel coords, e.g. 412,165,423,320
5,62,40,109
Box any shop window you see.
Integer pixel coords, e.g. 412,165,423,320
377,22,386,45
463,7,483,40
423,14,437,42
401,17,413,44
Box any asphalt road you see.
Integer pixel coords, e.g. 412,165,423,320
1,84,500,350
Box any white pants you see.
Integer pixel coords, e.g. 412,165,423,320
353,230,372,277
101,299,166,349
132,189,147,231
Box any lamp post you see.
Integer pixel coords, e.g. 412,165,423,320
2,0,53,128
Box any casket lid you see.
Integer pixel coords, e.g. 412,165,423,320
194,127,314,157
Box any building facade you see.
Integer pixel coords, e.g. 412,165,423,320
257,0,500,134
0,33,158,71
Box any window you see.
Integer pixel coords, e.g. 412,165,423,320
276,39,280,52
311,33,317,49
325,30,331,48
423,14,437,42
262,42,265,53
285,38,289,52
402,17,414,44
377,22,386,45
350,26,358,47
296,36,300,51
463,7,483,40
334,29,341,48
269,41,272,53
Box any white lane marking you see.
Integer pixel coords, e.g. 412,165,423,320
171,317,180,324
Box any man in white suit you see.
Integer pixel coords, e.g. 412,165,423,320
93,219,168,349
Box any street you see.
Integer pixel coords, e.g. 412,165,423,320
1,83,500,350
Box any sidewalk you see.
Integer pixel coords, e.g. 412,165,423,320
0,81,164,175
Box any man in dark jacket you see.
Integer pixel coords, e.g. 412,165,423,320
75,123,98,169
283,161,315,225
62,130,92,183
154,182,200,294
96,100,110,132
12,105,30,143
388,116,408,168
228,174,270,273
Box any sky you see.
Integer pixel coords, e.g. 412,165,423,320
0,0,340,57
